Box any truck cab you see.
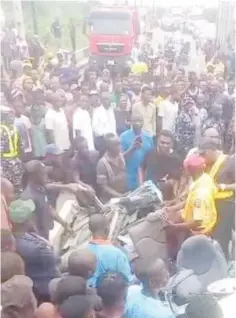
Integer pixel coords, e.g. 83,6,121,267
84,6,140,68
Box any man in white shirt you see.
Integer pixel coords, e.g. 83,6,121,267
73,93,94,151
13,98,33,159
92,91,116,154
158,86,179,134
45,90,71,152
131,42,141,63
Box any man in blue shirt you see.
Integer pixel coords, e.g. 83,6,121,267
87,214,133,288
120,113,153,190
126,258,174,318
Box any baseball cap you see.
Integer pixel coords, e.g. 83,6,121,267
45,144,64,155
1,275,37,318
183,155,205,173
9,199,35,224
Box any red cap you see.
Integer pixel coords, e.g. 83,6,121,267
184,155,206,173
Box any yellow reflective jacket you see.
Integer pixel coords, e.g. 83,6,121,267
0,124,19,158
183,173,218,234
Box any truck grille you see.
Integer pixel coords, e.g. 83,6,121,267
97,43,124,54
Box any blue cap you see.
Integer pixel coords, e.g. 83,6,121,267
45,144,64,155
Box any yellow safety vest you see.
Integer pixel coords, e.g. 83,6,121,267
208,153,233,200
131,62,148,74
0,125,19,158
183,173,218,234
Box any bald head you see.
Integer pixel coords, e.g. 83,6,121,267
134,258,168,290
24,160,46,186
68,249,97,279
10,60,23,75
130,112,143,132
35,302,56,318
203,127,219,139
1,178,14,204
202,128,221,149
89,214,109,238
25,160,44,174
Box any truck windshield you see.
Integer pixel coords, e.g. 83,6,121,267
90,18,132,35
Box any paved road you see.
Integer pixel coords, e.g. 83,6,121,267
186,39,206,74
151,27,206,74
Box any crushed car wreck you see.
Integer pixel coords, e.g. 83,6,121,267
50,181,168,270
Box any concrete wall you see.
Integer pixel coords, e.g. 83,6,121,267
216,1,235,53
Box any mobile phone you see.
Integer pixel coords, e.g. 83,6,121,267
136,135,142,143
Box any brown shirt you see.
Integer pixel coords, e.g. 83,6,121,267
96,153,127,202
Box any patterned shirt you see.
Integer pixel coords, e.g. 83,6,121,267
176,111,196,154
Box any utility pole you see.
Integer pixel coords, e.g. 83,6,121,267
152,0,155,27
30,0,38,34
216,0,235,53
12,0,25,38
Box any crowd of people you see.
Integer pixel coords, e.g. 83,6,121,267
1,25,235,318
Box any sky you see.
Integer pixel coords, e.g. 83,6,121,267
133,0,219,7
99,0,236,7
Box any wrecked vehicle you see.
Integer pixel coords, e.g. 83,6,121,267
51,181,168,269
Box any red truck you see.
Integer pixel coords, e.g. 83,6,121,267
84,6,140,68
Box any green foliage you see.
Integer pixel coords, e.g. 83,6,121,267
2,0,90,51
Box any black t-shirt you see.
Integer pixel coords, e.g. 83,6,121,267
71,152,98,190
21,184,53,239
143,149,183,184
